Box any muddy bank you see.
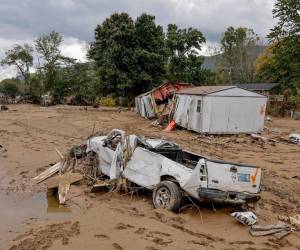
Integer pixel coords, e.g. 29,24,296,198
0,104,300,249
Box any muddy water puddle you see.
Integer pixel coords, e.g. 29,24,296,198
0,191,70,242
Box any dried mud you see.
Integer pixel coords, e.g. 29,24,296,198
0,104,300,250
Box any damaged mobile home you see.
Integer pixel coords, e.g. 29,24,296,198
173,86,268,134
135,82,193,119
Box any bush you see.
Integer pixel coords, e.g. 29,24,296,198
0,81,19,97
98,96,116,107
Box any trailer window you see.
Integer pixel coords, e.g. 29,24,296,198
196,100,201,113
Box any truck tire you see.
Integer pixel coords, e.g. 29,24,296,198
152,181,182,212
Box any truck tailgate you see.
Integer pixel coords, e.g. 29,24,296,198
206,160,261,194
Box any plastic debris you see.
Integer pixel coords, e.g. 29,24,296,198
165,120,176,132
289,133,300,144
231,211,257,226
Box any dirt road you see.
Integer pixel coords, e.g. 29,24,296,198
0,104,300,250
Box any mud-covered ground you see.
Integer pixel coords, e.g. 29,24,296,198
0,104,300,250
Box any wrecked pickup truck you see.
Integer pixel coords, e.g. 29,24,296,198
87,129,262,211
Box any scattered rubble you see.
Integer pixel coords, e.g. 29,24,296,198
0,105,8,111
278,214,300,229
0,144,7,155
251,133,299,146
289,133,300,144
231,211,297,239
231,211,257,226
249,223,295,239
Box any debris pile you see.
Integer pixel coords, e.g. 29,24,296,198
249,223,295,239
231,211,298,239
33,143,102,204
279,214,300,229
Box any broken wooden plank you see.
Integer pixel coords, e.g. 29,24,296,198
45,172,83,189
249,223,292,237
58,182,70,204
33,162,62,183
251,223,290,231
55,148,65,160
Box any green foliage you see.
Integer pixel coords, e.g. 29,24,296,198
1,44,33,85
134,14,166,91
89,13,167,106
257,0,300,92
268,0,300,40
256,38,300,91
35,31,76,93
89,13,215,106
66,62,101,104
290,89,300,111
165,24,207,84
212,69,231,85
35,31,63,69
98,96,116,107
219,26,262,83
28,73,43,98
0,78,19,97
89,13,136,102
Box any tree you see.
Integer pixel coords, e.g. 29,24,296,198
59,62,100,104
89,13,166,106
254,43,283,84
219,27,263,83
267,0,300,91
1,44,33,85
268,0,300,41
35,31,75,91
89,13,136,105
212,69,231,85
134,14,166,91
256,0,300,91
0,78,19,97
165,24,207,83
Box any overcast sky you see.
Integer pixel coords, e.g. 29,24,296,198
0,0,276,80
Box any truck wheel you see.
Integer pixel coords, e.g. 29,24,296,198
152,181,182,212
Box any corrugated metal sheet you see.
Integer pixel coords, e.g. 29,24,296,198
135,82,193,118
137,82,193,99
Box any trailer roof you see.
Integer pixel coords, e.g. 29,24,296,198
236,83,278,91
176,86,235,96
136,82,193,98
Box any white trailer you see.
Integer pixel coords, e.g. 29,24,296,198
174,86,267,134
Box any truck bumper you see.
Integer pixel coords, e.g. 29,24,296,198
197,188,260,204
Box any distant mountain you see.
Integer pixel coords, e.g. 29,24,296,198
201,45,266,71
